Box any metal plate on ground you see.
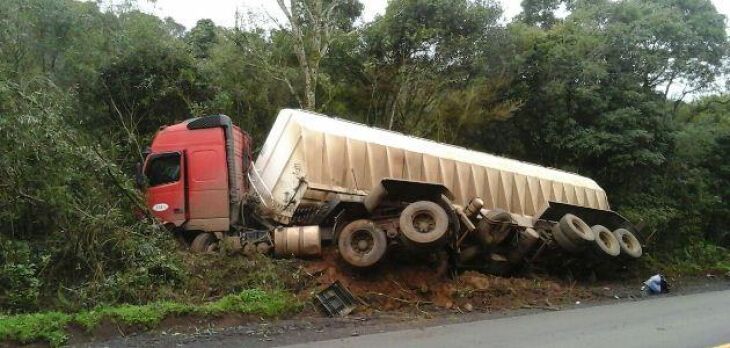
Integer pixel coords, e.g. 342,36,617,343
315,281,358,317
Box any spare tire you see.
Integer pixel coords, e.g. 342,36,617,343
552,224,582,253
591,225,620,257
338,219,388,268
559,214,595,243
399,200,450,245
613,228,642,258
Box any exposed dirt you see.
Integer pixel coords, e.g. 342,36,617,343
299,248,595,316
9,246,730,347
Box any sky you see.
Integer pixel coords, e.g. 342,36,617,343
133,0,730,30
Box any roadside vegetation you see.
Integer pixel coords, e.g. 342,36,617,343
0,0,729,345
0,288,299,346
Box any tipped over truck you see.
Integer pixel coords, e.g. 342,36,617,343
141,109,642,272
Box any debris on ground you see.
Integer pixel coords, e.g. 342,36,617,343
299,248,597,316
314,281,358,317
642,274,670,295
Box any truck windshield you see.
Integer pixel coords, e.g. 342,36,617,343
145,153,181,187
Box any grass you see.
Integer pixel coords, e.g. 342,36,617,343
0,289,300,347
0,312,71,347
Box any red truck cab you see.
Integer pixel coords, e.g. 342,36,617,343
143,115,251,233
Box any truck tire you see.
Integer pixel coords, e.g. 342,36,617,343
191,232,217,253
613,228,642,258
559,214,595,243
338,219,388,268
399,200,450,245
552,224,582,253
591,225,620,257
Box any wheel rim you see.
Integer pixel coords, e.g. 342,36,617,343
412,211,436,234
351,229,374,255
570,219,587,237
622,234,634,249
599,231,613,248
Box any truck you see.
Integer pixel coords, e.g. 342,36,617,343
141,109,642,272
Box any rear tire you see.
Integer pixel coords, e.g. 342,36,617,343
559,214,595,243
552,224,582,253
613,228,642,258
190,232,217,253
590,225,620,257
399,200,450,245
338,219,388,268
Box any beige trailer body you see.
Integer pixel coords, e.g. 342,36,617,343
251,109,609,224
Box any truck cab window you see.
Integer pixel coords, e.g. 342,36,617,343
145,153,181,187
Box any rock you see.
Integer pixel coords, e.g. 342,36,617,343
464,303,474,312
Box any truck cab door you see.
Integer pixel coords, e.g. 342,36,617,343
144,151,187,226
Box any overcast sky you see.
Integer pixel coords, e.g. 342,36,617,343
133,0,730,30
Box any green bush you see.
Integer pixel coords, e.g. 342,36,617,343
0,81,185,312
0,239,43,312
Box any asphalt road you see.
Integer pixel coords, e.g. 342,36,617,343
283,289,730,348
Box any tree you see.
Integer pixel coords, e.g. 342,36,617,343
273,0,362,110
361,0,513,137
81,11,212,161
196,27,296,142
574,0,728,103
186,19,218,59
519,0,562,29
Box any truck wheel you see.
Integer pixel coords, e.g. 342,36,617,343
191,233,217,253
552,224,582,253
338,219,387,268
613,228,642,258
399,200,450,245
559,214,595,243
591,225,620,257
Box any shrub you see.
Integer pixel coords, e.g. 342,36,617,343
0,81,184,312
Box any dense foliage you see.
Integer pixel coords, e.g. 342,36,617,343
0,0,728,312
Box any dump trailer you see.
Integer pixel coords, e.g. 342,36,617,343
142,109,642,270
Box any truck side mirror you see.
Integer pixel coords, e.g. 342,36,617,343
135,162,146,189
